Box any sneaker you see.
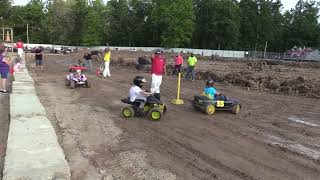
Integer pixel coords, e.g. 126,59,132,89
1,90,9,94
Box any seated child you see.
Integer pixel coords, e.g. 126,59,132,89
74,69,86,81
129,76,152,112
202,79,219,99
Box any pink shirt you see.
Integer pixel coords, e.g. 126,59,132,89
13,63,21,72
175,55,183,65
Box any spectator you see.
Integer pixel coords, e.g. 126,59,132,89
83,52,92,71
35,46,43,72
16,39,24,57
185,53,197,81
0,44,11,94
172,52,183,75
102,47,111,78
9,57,22,76
150,49,166,100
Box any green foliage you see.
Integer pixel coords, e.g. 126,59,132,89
1,0,319,52
194,0,240,49
81,0,105,46
284,0,320,47
151,0,195,48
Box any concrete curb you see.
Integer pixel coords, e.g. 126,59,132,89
2,54,71,180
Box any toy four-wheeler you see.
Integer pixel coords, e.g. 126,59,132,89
121,95,167,121
192,94,241,115
68,65,88,72
65,73,90,89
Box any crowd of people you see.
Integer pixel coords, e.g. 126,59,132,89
286,46,314,58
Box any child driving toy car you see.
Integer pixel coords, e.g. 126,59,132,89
129,76,152,114
202,79,229,101
202,79,219,99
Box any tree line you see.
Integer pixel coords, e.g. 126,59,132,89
0,0,319,52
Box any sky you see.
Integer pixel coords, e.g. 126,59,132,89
13,0,298,12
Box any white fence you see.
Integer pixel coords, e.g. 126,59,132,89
19,44,245,58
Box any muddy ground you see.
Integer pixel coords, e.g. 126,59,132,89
25,52,320,180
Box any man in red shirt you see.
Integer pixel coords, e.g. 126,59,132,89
173,52,183,75
16,39,24,57
150,49,166,100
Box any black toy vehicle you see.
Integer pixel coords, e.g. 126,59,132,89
121,95,167,121
192,94,241,115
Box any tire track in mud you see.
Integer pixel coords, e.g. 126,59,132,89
27,54,320,180
89,65,320,179
148,127,257,180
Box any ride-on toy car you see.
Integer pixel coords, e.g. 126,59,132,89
121,95,167,121
65,71,90,89
68,65,88,72
192,94,241,115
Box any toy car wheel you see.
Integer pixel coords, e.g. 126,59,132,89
205,104,215,115
148,107,162,121
122,106,135,118
85,81,91,88
231,104,241,114
70,81,75,89
65,79,71,86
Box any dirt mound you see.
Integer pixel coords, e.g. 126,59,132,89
110,57,320,99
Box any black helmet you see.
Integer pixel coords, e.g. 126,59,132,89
133,76,146,88
155,49,162,54
206,79,214,87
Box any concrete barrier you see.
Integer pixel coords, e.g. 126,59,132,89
2,54,70,180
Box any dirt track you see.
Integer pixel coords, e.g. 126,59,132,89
26,53,320,180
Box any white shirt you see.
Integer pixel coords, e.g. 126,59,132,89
129,85,142,102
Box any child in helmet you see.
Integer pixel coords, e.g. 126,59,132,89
129,76,152,112
202,79,219,99
75,69,86,81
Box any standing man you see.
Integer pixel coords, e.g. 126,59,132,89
150,49,166,100
16,39,24,57
83,52,92,71
35,46,43,72
185,53,197,81
102,47,111,78
0,44,11,94
172,52,183,75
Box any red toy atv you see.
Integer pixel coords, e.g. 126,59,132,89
68,65,88,72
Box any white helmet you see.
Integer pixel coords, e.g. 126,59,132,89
76,69,81,74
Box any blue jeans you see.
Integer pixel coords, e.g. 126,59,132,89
185,66,195,80
85,60,92,71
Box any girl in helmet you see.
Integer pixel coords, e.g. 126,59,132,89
202,79,219,99
75,69,86,81
129,76,152,113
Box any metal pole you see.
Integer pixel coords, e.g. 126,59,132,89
11,28,13,54
27,23,29,44
264,41,268,59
